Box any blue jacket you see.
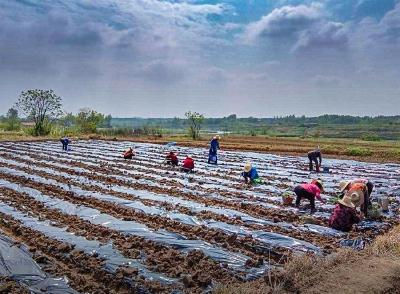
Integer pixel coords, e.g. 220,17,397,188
242,167,259,181
60,138,70,145
209,139,220,155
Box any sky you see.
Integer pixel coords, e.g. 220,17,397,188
0,0,399,118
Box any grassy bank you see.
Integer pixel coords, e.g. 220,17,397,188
214,224,400,294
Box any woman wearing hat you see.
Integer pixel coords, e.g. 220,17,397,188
294,179,325,214
241,162,262,184
339,179,372,217
208,135,220,164
329,194,363,232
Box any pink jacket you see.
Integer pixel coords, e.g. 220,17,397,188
300,183,323,202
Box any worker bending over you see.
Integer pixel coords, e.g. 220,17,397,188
60,137,70,151
339,179,372,217
181,155,195,173
241,162,262,185
308,147,322,172
165,151,179,166
294,179,325,214
329,193,363,232
123,148,135,159
208,135,220,164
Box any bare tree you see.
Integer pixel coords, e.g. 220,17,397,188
16,89,63,136
185,111,204,140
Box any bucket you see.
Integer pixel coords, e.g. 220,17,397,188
282,193,294,206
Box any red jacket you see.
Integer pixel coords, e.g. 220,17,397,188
182,157,194,169
300,183,323,202
166,153,178,162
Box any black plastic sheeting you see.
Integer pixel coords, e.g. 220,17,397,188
0,231,78,294
339,239,365,251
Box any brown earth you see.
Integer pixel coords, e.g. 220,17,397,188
305,255,400,294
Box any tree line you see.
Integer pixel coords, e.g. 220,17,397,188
1,89,111,136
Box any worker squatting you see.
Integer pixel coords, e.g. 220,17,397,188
60,137,378,233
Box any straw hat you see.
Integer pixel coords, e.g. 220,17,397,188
244,162,252,172
312,179,324,192
349,190,364,207
338,195,355,209
216,135,221,140
339,181,351,192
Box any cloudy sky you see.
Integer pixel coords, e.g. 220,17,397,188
0,0,399,117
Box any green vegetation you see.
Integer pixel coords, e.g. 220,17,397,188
109,114,400,140
15,89,63,136
4,108,21,131
345,147,373,157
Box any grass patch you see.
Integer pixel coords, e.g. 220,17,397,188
345,147,373,156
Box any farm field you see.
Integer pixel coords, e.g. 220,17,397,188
0,140,399,293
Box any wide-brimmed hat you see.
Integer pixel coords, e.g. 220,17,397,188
187,154,193,158
244,162,252,172
338,195,355,208
312,179,324,192
339,181,351,192
349,190,364,207
216,135,221,140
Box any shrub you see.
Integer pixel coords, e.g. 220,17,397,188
345,147,372,156
361,133,381,141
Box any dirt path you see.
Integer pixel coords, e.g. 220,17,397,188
305,255,400,294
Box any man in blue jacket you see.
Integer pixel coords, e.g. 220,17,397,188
208,135,220,164
60,137,70,151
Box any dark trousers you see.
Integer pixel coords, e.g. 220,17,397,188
60,139,69,151
208,149,217,164
124,154,133,159
361,181,374,215
166,160,178,166
308,155,320,172
294,186,315,211
181,167,194,173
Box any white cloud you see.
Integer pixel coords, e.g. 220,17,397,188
243,4,322,43
293,21,348,52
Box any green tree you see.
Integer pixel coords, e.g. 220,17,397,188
185,111,204,140
15,89,63,136
60,112,76,128
76,108,105,133
101,114,112,128
5,108,21,131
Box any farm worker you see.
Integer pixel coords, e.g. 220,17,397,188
339,180,372,216
60,137,70,151
308,147,322,172
165,151,179,166
294,179,325,214
241,162,262,184
123,148,135,159
208,135,220,164
181,155,195,173
329,194,363,232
